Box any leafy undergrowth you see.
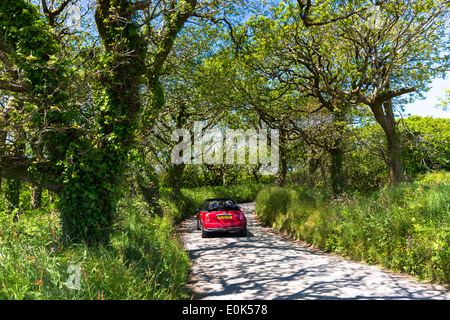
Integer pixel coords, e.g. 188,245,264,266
255,172,450,285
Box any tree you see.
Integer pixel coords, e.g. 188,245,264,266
0,0,250,244
237,0,450,188
228,4,356,194
143,22,228,195
0,0,197,244
296,0,450,184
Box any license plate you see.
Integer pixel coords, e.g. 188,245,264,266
217,215,232,219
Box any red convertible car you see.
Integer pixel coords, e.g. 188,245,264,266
196,198,247,238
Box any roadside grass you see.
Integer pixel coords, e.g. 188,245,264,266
0,194,191,300
0,182,263,300
255,172,450,285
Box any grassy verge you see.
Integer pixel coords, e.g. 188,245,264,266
255,172,450,285
0,182,263,299
0,195,191,300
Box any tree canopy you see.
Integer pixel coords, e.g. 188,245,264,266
1,0,449,244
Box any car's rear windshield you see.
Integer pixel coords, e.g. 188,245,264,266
202,200,239,211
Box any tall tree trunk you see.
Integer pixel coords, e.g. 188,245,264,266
328,110,346,197
170,104,188,195
60,1,150,245
371,98,403,185
5,179,20,221
307,155,318,189
170,163,185,196
329,144,344,197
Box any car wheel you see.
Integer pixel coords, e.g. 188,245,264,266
201,227,209,238
240,223,247,237
196,214,200,230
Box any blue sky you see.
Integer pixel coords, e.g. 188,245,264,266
403,77,450,119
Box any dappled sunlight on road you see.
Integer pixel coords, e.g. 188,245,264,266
183,203,450,300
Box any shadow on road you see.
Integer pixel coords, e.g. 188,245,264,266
183,203,450,300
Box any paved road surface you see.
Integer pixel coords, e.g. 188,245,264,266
182,203,450,300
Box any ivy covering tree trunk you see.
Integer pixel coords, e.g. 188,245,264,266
0,0,196,245
57,1,148,244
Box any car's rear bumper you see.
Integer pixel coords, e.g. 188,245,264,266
203,226,246,233
202,221,246,233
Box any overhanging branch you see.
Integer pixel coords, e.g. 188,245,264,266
297,0,388,27
0,156,62,193
42,0,72,26
0,79,30,93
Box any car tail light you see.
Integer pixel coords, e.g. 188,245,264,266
205,213,210,222
239,213,245,220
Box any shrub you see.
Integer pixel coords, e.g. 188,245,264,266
255,185,321,237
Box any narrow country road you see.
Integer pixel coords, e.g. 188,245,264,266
183,202,450,300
